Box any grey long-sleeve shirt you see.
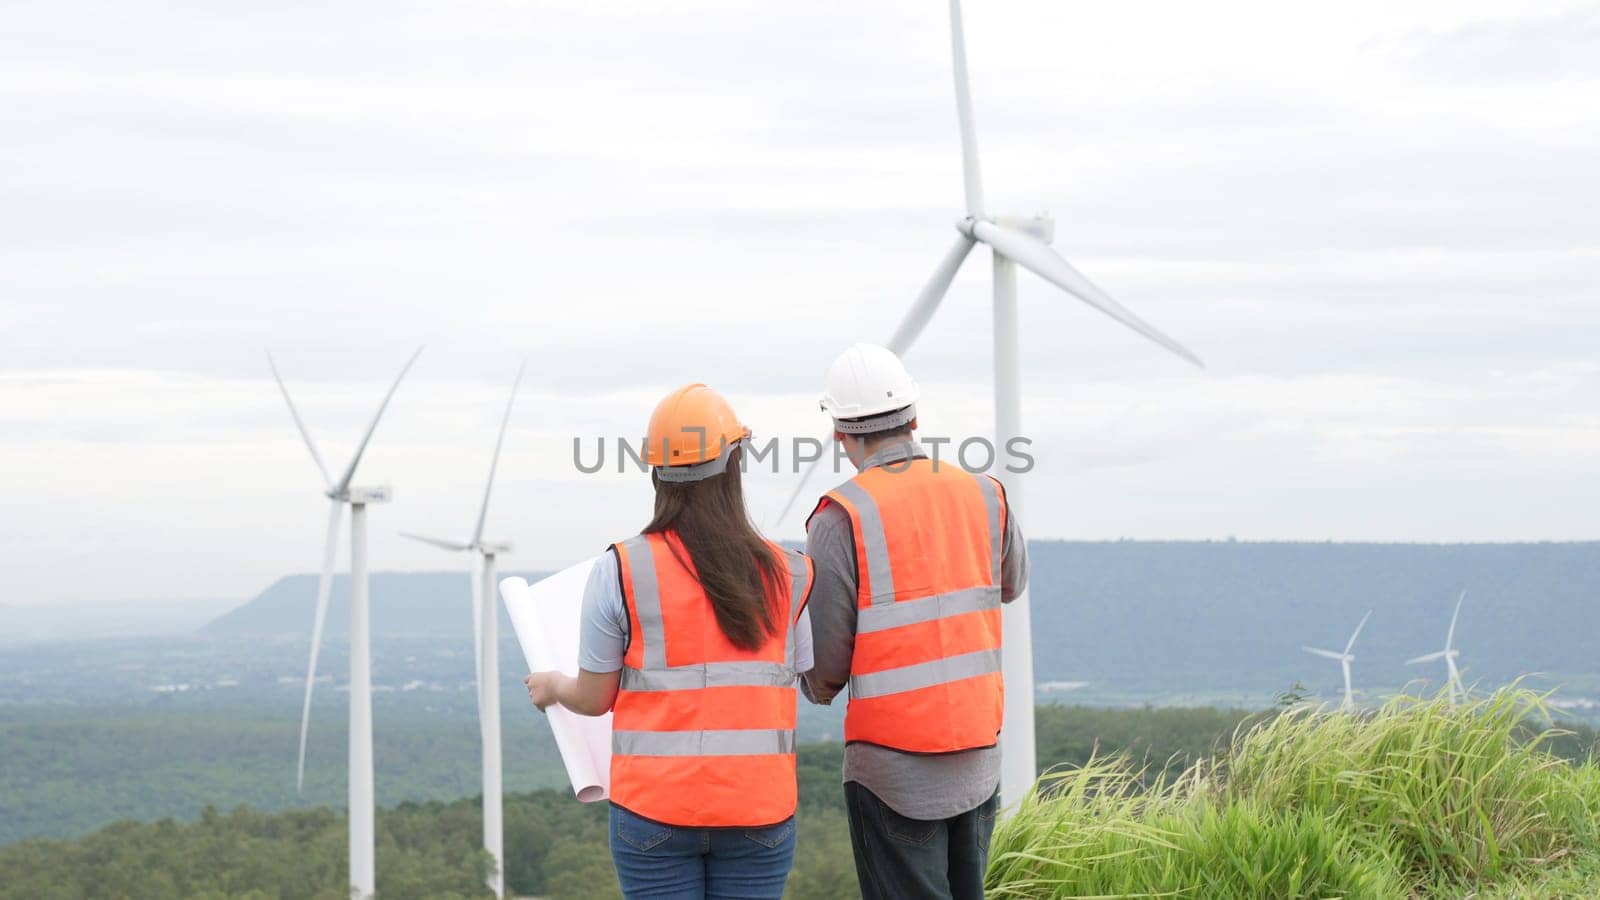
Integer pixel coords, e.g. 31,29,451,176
801,441,1030,820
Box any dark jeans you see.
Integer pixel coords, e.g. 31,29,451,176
608,804,797,899
844,781,999,900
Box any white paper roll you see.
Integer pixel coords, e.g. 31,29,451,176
500,558,613,803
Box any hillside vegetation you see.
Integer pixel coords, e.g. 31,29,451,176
0,706,1249,897
2,698,1596,898
0,708,570,845
0,702,1249,846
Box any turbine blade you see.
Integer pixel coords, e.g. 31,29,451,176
1343,610,1373,655
1302,646,1346,661
474,360,526,545
399,532,471,552
775,230,981,528
1446,590,1464,650
1407,650,1447,664
770,437,833,529
773,235,976,529
333,345,425,496
972,220,1205,368
296,499,343,793
948,0,985,216
887,235,977,356
267,351,333,488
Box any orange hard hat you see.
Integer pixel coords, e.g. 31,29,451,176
645,384,750,481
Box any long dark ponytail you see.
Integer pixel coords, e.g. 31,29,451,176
643,446,785,650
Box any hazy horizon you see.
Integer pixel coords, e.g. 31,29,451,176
6,537,1597,646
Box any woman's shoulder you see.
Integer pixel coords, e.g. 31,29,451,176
581,550,628,627
588,546,621,580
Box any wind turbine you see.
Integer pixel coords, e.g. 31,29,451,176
774,0,1204,804
270,346,423,900
1407,591,1467,706
1302,610,1372,712
399,361,524,899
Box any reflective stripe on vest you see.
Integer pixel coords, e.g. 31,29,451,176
856,584,999,634
848,647,1002,700
614,728,797,757
816,460,1006,753
609,533,811,827
620,661,796,691
832,480,896,604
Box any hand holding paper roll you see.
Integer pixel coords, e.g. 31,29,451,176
521,671,565,711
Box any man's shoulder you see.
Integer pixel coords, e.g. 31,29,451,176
805,499,851,549
804,486,853,529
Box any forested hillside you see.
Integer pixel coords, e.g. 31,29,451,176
0,708,1254,898
0,707,566,845
3,706,1592,899
0,704,1259,846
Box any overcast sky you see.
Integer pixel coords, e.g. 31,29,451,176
2,0,1597,615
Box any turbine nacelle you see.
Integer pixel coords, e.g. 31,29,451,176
956,214,1054,244
330,485,393,505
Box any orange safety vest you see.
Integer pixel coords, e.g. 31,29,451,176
810,457,1006,754
610,531,813,827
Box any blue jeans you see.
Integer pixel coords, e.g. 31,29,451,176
844,782,999,900
608,804,797,900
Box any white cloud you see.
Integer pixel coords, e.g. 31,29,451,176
1369,5,1600,80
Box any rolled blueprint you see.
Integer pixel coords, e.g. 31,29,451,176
500,557,612,802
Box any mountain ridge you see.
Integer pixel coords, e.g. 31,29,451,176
200,541,1600,703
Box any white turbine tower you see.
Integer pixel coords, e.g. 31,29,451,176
399,361,525,899
775,0,1204,804
270,346,423,900
1408,591,1467,706
1302,610,1373,712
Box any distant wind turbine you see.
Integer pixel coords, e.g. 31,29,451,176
399,360,524,899
773,0,1204,806
270,346,423,900
1302,610,1373,711
1407,591,1467,706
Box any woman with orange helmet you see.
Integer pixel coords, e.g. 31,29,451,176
524,384,815,899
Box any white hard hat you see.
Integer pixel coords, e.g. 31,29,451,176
819,343,920,433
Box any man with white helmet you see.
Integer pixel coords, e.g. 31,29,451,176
802,343,1029,900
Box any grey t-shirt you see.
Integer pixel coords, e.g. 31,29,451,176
578,547,814,675
801,441,1030,821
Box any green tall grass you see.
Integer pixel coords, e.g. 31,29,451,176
987,688,1600,898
